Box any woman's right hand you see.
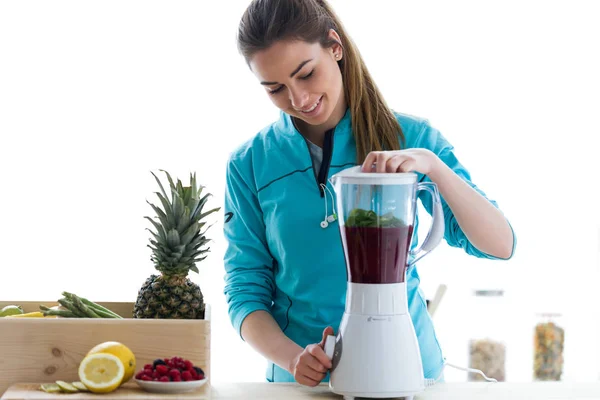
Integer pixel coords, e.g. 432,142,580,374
289,327,334,386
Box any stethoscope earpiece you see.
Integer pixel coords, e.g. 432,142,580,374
320,220,329,229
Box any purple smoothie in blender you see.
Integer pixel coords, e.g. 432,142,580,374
342,223,414,284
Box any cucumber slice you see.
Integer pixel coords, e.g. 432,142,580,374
71,381,89,391
39,383,61,393
55,380,79,393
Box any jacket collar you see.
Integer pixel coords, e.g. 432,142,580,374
275,107,352,141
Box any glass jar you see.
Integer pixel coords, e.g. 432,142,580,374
468,289,506,382
533,313,564,381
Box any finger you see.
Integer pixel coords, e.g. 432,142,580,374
298,359,328,382
304,351,328,373
319,326,334,348
308,344,333,369
361,152,378,172
398,159,416,172
376,152,388,173
295,373,321,387
385,155,405,172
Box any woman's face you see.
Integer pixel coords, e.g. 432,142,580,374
249,32,345,130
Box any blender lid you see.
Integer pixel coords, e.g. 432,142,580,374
331,165,417,185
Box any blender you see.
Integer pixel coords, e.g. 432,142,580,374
325,166,445,399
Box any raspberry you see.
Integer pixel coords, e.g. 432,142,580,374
153,359,167,369
141,375,152,381
144,368,153,376
144,364,153,370
169,369,181,380
171,375,182,382
152,370,161,379
159,376,170,382
181,371,193,381
156,365,169,375
183,360,194,371
189,369,198,380
135,371,145,380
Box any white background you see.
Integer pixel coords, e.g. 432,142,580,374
1,0,599,384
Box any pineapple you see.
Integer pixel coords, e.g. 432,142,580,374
134,170,220,319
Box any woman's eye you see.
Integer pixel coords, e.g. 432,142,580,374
269,86,284,95
300,70,314,80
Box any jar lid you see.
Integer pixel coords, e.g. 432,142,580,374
473,289,504,297
535,312,562,317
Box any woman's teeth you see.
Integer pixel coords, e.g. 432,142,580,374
300,98,320,113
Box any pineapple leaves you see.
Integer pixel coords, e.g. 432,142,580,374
153,193,174,227
159,169,177,201
151,171,169,202
145,217,167,242
180,224,199,246
148,170,221,275
166,229,181,248
182,185,193,206
147,201,170,230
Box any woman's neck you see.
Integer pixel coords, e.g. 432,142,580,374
294,93,347,147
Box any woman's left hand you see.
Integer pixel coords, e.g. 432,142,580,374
361,149,441,175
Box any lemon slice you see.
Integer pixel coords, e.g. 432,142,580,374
78,353,124,393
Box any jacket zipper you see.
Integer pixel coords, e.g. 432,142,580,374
317,128,335,198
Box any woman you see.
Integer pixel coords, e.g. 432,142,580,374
223,0,515,386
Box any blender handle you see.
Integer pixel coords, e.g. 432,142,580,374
408,182,445,267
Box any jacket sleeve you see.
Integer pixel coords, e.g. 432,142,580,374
415,120,516,260
223,154,275,340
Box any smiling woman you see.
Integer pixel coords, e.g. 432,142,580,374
237,0,403,155
250,39,346,147
222,0,515,388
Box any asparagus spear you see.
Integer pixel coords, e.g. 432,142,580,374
57,299,87,318
71,295,101,318
62,292,122,319
39,306,78,318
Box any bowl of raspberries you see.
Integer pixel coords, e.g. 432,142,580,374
134,356,207,394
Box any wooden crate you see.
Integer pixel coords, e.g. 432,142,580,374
0,301,211,396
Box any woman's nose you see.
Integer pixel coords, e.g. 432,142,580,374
289,88,309,110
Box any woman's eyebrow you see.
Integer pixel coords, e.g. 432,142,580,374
260,59,313,85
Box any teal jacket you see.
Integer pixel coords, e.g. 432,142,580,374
223,109,515,382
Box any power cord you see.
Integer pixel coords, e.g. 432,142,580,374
424,360,498,388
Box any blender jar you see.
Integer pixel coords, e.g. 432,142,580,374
468,289,507,382
533,312,564,381
331,167,444,284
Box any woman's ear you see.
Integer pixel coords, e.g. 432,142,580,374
328,29,343,61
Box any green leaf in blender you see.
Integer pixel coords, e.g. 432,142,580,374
345,208,405,228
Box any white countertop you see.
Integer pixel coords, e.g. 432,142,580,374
5,381,600,399
210,381,600,400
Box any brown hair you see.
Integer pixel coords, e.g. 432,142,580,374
237,0,404,162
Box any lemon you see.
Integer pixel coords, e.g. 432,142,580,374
78,353,124,394
86,341,136,383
